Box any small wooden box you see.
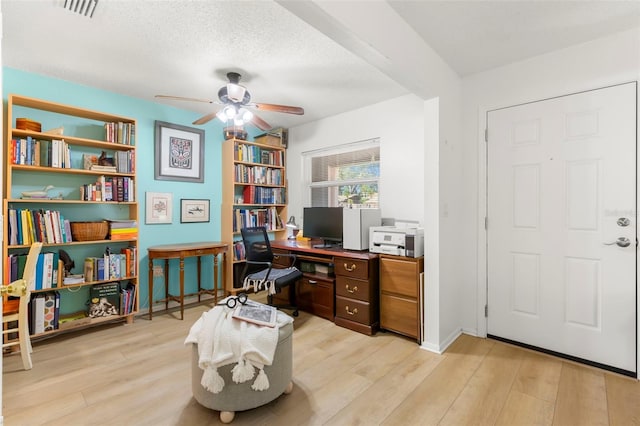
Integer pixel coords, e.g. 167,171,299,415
255,134,282,147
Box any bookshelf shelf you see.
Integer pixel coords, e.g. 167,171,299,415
3,94,139,338
221,137,288,293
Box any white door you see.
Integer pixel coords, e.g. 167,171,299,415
487,82,637,374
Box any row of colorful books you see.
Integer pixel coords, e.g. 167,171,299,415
234,164,283,185
233,207,283,233
83,247,137,282
241,185,286,205
6,251,61,290
80,176,135,202
104,121,136,145
7,208,72,246
234,143,283,166
10,137,72,168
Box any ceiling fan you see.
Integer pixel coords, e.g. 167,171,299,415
155,72,304,131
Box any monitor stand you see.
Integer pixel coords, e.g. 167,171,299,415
312,240,342,249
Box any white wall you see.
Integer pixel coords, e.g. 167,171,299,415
460,28,640,347
287,93,425,225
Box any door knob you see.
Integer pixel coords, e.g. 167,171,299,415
604,237,631,247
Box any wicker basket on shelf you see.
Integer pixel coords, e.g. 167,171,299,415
70,221,109,241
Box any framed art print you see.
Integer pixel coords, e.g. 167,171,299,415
154,120,204,183
180,199,210,223
146,192,173,224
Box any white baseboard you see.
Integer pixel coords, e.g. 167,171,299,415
419,328,463,354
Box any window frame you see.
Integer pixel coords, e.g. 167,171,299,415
302,138,380,208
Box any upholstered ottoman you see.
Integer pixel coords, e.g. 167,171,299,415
190,321,293,423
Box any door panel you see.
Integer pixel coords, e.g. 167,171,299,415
487,82,637,373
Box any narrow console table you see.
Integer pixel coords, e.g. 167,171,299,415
147,242,228,320
270,240,379,335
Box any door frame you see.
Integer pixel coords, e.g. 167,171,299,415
476,81,639,379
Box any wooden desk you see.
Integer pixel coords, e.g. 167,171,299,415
148,242,227,320
270,240,379,335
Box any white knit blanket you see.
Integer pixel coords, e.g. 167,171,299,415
184,300,293,394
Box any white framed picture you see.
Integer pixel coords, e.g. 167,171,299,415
146,192,173,224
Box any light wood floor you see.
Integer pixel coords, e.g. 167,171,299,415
3,296,640,425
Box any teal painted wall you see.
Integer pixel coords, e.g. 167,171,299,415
3,67,259,312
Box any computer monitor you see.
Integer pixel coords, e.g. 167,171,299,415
303,207,343,248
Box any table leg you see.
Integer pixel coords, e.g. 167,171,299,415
213,253,219,305
197,256,202,302
164,259,169,312
221,252,226,300
148,257,154,320
179,256,185,320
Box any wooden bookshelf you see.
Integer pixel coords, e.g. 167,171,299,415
220,138,288,294
3,94,139,337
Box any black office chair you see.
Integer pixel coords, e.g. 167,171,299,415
240,226,301,316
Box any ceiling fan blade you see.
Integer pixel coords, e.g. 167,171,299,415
253,103,304,115
251,114,272,131
155,95,214,104
192,112,218,125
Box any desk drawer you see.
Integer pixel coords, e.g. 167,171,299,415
272,249,293,267
296,276,334,321
380,293,418,339
335,296,371,325
334,257,369,280
335,276,372,302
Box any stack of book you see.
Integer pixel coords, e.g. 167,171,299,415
107,219,137,240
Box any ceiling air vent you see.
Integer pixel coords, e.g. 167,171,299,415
62,0,98,18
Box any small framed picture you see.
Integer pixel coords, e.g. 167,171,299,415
180,198,210,223
146,192,173,224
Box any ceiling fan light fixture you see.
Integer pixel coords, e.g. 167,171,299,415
226,83,246,103
239,108,253,123
216,110,228,123
223,105,236,119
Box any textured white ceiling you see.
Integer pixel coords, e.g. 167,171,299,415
2,0,638,130
389,0,640,76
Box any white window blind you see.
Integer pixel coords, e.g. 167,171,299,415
303,138,380,208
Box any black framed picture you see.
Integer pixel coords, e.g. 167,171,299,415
154,120,204,183
180,198,210,223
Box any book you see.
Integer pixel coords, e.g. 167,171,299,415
90,164,117,172
84,258,95,282
43,292,58,331
88,283,120,318
63,274,85,285
32,293,46,334
232,299,277,327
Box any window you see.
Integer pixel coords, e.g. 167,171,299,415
303,139,380,208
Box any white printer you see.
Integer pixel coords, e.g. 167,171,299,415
369,225,424,258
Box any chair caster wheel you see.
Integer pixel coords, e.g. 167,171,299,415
292,310,299,317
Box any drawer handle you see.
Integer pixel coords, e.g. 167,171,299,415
343,263,357,272
308,280,317,285
345,284,358,294
345,306,358,316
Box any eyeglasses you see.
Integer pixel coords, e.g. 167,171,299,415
217,293,248,309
